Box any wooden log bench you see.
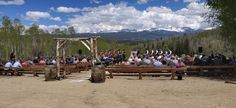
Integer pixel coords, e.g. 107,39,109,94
0,67,21,76
105,65,186,80
0,63,92,76
186,65,236,76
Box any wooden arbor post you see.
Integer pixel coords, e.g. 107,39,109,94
56,40,67,79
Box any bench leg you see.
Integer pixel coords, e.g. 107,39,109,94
139,72,142,80
13,70,18,76
109,72,113,78
34,72,39,77
171,70,176,80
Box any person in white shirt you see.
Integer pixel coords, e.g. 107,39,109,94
12,60,22,68
4,61,12,70
81,58,88,62
52,59,57,64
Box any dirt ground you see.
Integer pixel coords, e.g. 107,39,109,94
0,71,236,108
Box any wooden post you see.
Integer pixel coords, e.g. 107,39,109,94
90,38,94,66
62,47,66,77
94,38,99,61
56,40,60,79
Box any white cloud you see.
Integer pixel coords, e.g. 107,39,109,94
174,0,179,2
0,0,24,5
25,11,61,21
50,17,62,21
90,0,101,4
137,0,149,4
66,2,210,33
183,0,200,3
56,6,80,13
39,24,67,32
50,7,55,11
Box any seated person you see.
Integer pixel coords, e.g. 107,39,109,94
167,60,176,66
127,57,135,65
153,59,163,67
73,58,79,64
21,60,29,67
136,56,143,65
12,60,22,68
176,59,186,68
161,60,168,67
52,59,57,64
4,61,12,70
143,57,151,65
81,58,88,62
39,59,46,65
27,59,34,65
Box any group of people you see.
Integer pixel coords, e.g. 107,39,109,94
99,49,126,65
2,52,91,70
4,52,23,70
2,49,236,70
126,49,186,68
98,49,187,68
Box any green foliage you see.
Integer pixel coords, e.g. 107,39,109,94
0,16,133,60
207,0,236,42
135,29,235,57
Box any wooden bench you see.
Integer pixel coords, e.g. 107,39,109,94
105,65,186,80
186,65,236,76
0,62,92,76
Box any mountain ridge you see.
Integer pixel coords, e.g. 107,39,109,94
76,27,203,41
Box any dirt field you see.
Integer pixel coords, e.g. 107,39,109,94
0,71,236,108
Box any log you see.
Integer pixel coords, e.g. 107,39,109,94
45,65,57,81
90,65,106,83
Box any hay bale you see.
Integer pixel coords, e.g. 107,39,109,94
90,65,106,83
45,65,57,81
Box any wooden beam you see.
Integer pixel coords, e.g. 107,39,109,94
59,40,67,49
86,40,91,45
81,40,91,51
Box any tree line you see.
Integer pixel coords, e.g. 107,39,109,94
0,16,78,61
0,16,133,61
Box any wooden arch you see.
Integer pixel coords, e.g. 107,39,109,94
54,36,99,79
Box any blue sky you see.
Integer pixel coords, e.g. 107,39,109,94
0,0,210,33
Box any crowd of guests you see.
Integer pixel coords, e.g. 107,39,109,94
125,49,186,68
2,49,236,70
99,49,236,67
99,49,126,65
1,52,91,70
98,49,187,68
